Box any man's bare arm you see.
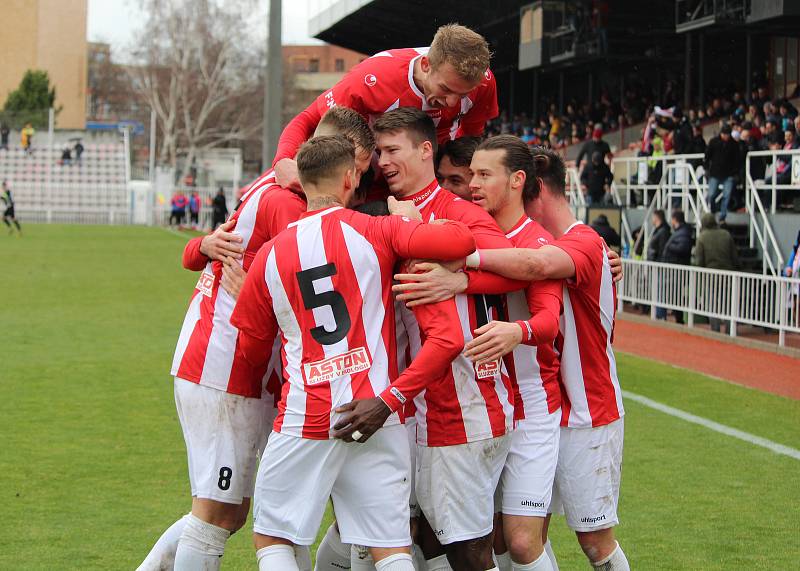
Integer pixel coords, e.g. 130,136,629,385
475,245,576,282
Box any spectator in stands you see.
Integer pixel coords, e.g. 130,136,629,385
0,123,9,151
785,230,800,278
590,214,620,249
672,108,693,155
435,136,480,200
576,126,612,170
21,123,34,155
763,127,799,208
60,147,72,166
704,124,740,223
658,210,693,323
169,190,188,228
581,150,614,204
189,191,201,230
695,212,739,332
74,140,84,165
648,209,670,261
211,187,228,229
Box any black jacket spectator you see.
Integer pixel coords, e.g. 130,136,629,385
661,222,693,265
672,116,693,155
581,153,614,204
704,130,741,179
648,221,671,261
590,214,621,248
576,130,612,168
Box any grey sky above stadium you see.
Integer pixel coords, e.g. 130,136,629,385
87,0,319,56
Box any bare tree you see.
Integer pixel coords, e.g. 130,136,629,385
128,0,264,175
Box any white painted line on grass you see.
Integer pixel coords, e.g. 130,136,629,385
622,390,800,461
159,226,190,239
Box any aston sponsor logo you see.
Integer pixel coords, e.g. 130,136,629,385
196,272,214,297
324,91,336,109
303,347,371,385
475,359,500,379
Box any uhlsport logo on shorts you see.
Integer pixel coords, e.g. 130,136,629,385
196,272,214,297
521,499,546,509
475,359,500,379
580,514,607,524
303,347,371,385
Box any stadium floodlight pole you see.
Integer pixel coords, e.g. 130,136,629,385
262,0,283,170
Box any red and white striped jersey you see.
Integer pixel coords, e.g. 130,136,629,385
274,47,499,164
230,206,476,440
553,222,624,428
501,216,562,421
401,182,516,446
170,169,306,398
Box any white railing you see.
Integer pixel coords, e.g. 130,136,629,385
565,167,586,207
613,153,706,208
619,259,800,346
744,148,797,275
566,166,634,251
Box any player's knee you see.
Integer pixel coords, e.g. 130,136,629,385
507,529,543,564
445,535,494,571
576,528,616,562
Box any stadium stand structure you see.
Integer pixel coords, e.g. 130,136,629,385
0,139,129,224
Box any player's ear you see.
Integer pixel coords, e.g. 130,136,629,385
420,140,434,161
511,170,526,191
419,55,431,74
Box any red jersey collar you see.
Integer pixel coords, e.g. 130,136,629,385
403,180,440,207
505,215,532,239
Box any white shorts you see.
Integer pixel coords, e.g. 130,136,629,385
406,419,420,518
499,411,560,517
253,424,411,548
174,377,273,504
550,418,624,532
416,434,511,544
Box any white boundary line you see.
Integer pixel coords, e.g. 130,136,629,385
623,390,800,461
159,226,192,239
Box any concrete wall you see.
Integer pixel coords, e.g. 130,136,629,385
0,0,87,129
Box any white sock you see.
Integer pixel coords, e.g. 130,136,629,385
512,551,553,571
295,544,312,571
257,544,300,571
425,554,452,571
136,513,190,571
173,514,230,571
591,542,630,571
544,540,559,571
315,523,351,570
496,551,512,571
351,544,376,571
412,545,427,570
375,553,415,570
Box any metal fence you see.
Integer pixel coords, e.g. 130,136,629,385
619,259,800,346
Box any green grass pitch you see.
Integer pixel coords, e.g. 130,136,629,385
1,224,798,569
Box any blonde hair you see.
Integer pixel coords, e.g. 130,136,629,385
427,24,491,85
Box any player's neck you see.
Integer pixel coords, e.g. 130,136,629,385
397,173,437,201
411,58,425,94
547,200,578,239
494,202,525,234
306,193,343,211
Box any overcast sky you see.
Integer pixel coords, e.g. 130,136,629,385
87,0,320,57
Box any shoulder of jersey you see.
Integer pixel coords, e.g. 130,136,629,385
527,219,554,245
355,47,423,92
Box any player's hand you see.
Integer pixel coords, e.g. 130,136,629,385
465,321,522,364
392,262,468,307
606,246,623,283
332,397,392,443
274,158,302,192
200,219,243,262
387,196,422,221
221,256,246,300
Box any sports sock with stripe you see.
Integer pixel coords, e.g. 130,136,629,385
591,542,630,571
135,513,190,571
375,553,415,570
495,550,512,571
315,523,352,570
543,540,559,571
511,551,553,571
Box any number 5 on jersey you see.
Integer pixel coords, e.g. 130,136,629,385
296,263,352,345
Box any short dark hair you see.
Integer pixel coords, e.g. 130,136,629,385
437,136,480,169
671,209,685,225
653,209,666,225
530,146,566,198
353,200,390,216
318,106,375,154
373,107,437,154
296,135,355,187
476,135,538,201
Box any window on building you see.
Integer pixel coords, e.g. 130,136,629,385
309,59,320,72
335,58,345,72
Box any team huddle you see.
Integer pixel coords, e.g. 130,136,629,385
137,24,629,571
